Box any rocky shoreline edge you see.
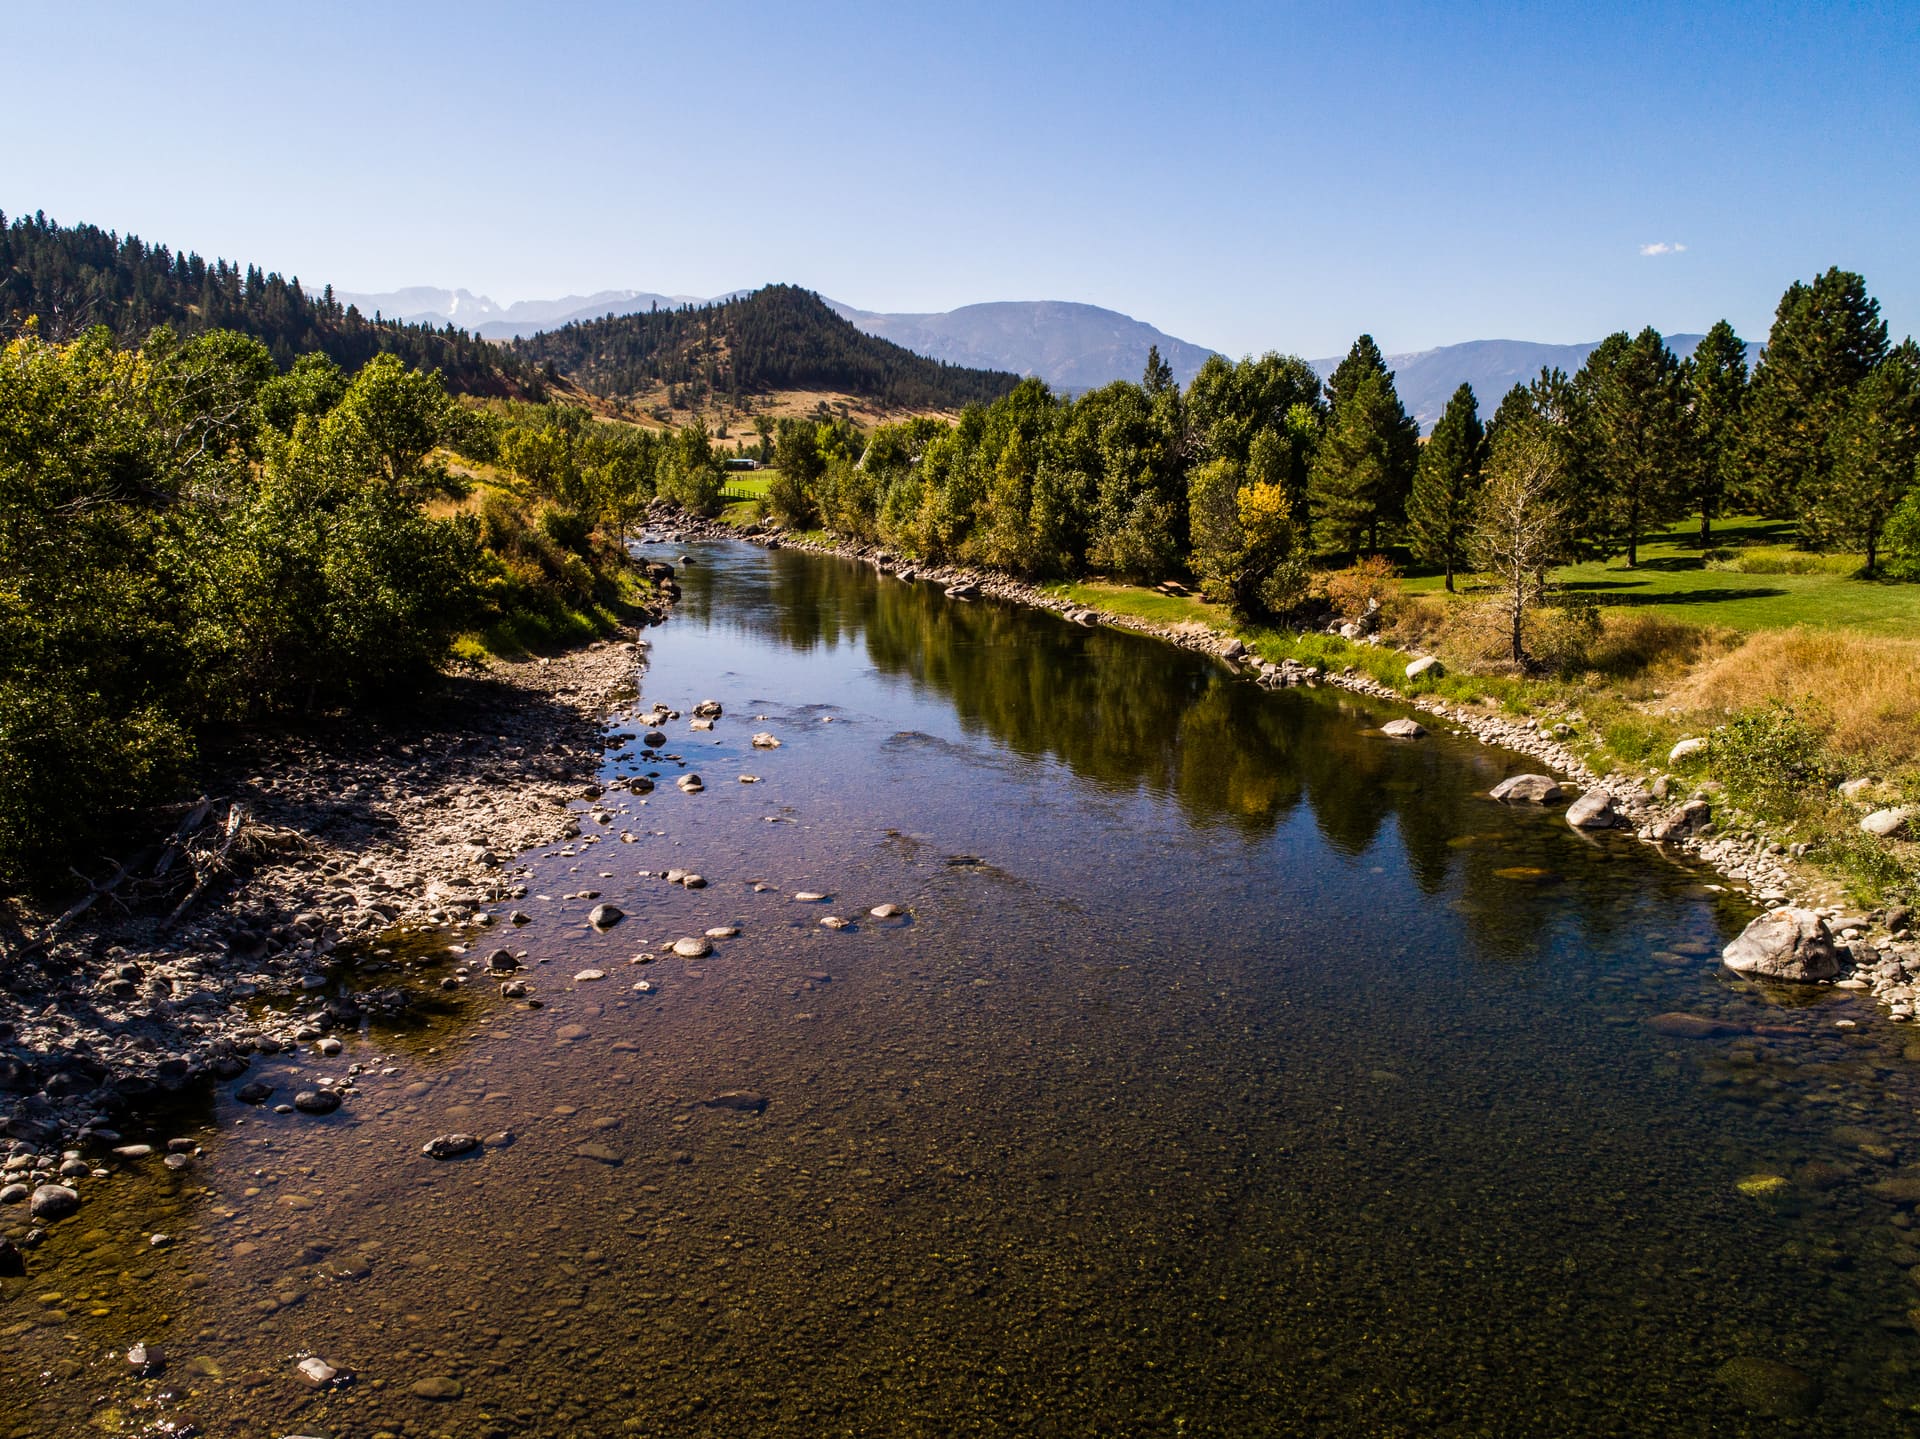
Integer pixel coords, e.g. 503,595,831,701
694,510,1918,1021
0,597,667,1173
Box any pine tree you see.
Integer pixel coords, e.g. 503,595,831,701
1307,336,1418,554
1815,341,1920,574
1683,320,1748,547
1406,383,1484,590
1576,327,1688,566
1742,268,1888,529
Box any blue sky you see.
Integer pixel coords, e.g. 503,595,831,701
8,1,1916,357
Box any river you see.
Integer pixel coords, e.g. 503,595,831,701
5,539,1920,1436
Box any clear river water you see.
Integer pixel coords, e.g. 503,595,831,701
6,539,1920,1437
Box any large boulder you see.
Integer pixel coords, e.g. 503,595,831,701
1721,909,1841,982
1565,788,1622,830
1861,806,1915,839
1405,655,1443,681
1668,737,1709,765
1491,774,1564,804
1380,718,1426,739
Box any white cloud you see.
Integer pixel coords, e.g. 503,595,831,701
1639,241,1688,257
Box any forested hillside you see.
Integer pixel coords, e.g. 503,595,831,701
0,211,542,396
513,285,1020,412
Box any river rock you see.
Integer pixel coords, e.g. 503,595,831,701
1861,806,1915,838
236,1081,273,1105
573,969,607,982
126,1342,165,1376
297,1355,340,1387
1647,1012,1748,1039
703,1091,768,1114
751,732,781,748
820,915,849,929
794,891,828,903
293,1090,342,1115
0,1183,26,1205
869,903,903,919
1721,909,1841,982
1668,737,1709,765
1713,1356,1818,1418
588,903,624,929
705,926,740,939
677,774,705,793
573,1143,622,1165
672,936,712,959
486,948,520,972
0,1239,24,1276
421,1133,479,1160
411,1376,464,1401
693,699,723,719
1380,718,1426,739
1405,656,1443,681
1490,774,1563,804
29,1184,79,1221
1566,788,1622,830
945,581,980,600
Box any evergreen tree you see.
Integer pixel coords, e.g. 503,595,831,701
1683,320,1748,547
1815,340,1920,574
1576,327,1688,566
1741,267,1889,528
1307,336,1418,555
1406,383,1484,590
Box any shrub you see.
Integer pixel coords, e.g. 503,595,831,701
537,505,594,556
1323,555,1402,620
1710,702,1835,808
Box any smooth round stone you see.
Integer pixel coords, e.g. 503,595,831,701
794,891,828,903
235,1081,273,1105
869,903,903,919
29,1184,80,1221
573,969,608,982
705,926,740,939
317,1037,343,1057
588,903,624,929
672,936,712,959
0,1183,26,1205
113,1144,155,1160
681,874,707,889
820,916,849,930
293,1090,342,1115
411,1375,463,1401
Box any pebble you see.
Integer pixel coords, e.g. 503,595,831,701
705,926,740,939
293,1090,342,1115
573,1143,622,1165
573,969,608,982
869,903,903,919
297,1355,339,1387
421,1133,479,1160
820,915,849,929
672,936,712,959
677,774,705,793
588,903,624,929
794,891,828,903
751,732,781,748
317,1037,343,1057
486,948,520,972
126,1342,165,1376
236,1081,274,1105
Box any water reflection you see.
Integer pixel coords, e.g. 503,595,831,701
6,540,1920,1437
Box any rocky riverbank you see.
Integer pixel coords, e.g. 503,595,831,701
0,619,662,1163
680,507,1920,1017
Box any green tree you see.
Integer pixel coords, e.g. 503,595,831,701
1576,327,1688,566
1682,321,1748,547
1405,382,1484,590
1307,336,1418,555
1815,341,1920,574
1742,267,1889,528
329,352,453,491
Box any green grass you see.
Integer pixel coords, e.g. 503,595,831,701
1401,518,1920,636
720,473,772,503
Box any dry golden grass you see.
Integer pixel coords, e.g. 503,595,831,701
1667,627,1920,759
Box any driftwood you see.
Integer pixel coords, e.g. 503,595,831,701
162,803,246,927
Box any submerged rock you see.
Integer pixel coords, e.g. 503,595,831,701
421,1133,479,1161
1713,1356,1818,1418
1721,909,1840,982
587,903,624,929
293,1090,342,1115
1647,1012,1747,1039
703,1091,768,1114
1379,717,1426,739
1490,774,1563,804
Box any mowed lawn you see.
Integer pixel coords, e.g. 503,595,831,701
1401,519,1920,636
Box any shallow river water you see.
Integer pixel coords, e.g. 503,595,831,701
7,540,1920,1437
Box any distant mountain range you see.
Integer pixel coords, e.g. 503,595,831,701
338,284,1765,431
336,286,723,340
1318,336,1766,433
